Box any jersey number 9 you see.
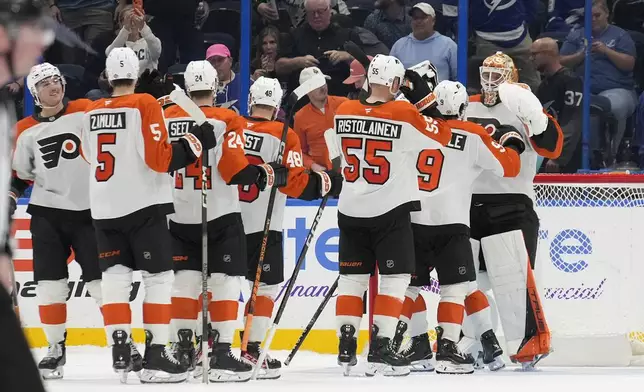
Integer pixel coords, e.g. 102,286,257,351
416,149,444,192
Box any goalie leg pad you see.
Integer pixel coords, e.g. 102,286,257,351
102,265,134,345
245,283,279,343
209,273,242,344
37,279,69,344
336,274,370,334
170,270,200,342
141,270,173,345
374,274,410,339
481,230,549,357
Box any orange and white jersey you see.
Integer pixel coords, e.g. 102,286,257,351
81,93,174,225
13,99,92,215
466,95,541,199
164,105,249,224
239,117,311,234
411,119,520,227
331,99,452,219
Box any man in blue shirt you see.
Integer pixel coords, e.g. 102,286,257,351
560,0,637,158
390,3,457,82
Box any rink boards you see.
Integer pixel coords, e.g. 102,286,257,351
12,197,644,365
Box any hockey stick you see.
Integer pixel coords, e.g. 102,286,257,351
283,275,338,367
242,75,327,353
251,193,330,379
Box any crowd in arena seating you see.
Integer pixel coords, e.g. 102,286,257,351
10,0,644,173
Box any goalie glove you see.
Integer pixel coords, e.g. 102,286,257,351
399,69,437,114
492,125,526,154
315,170,343,198
498,82,548,137
256,162,288,191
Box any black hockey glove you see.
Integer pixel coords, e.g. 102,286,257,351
316,170,343,198
493,125,526,154
256,162,288,191
399,69,438,114
188,122,217,151
135,69,174,99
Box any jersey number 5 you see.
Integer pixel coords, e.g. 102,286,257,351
416,149,444,192
96,133,116,182
342,138,392,185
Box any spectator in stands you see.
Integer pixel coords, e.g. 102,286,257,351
560,0,638,157
544,0,584,37
251,25,280,81
363,0,412,49
294,67,347,171
206,44,244,113
275,0,362,97
389,3,457,81
49,0,115,66
532,38,583,173
343,57,372,99
442,0,541,91
106,6,161,75
256,0,350,30
85,70,111,100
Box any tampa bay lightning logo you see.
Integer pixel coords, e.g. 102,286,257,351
549,229,592,273
484,0,517,15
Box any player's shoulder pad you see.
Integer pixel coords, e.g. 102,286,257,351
163,103,185,118
15,116,39,136
135,92,161,106
334,98,363,115
447,119,488,138
67,98,93,113
202,106,238,123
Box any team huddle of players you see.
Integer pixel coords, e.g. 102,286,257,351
8,44,562,383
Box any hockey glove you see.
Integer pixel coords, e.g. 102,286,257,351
399,69,437,114
256,162,288,191
188,122,217,151
315,170,343,198
498,82,548,137
493,125,526,154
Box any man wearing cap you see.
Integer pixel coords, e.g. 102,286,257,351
343,56,372,99
294,66,347,172
206,43,245,113
363,0,412,49
390,2,457,82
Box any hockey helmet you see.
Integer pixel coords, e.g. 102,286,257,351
479,51,518,106
184,60,218,93
367,54,405,92
105,47,139,82
434,80,468,119
248,76,283,111
26,62,65,107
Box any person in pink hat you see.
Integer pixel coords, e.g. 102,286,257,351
206,43,245,113
343,56,373,98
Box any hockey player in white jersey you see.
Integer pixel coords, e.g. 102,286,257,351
165,62,290,382
80,47,219,383
464,51,563,369
391,80,523,374
238,76,343,379
10,63,103,379
329,54,451,377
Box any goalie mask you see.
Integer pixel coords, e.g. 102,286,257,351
27,62,65,108
248,76,283,118
367,54,405,94
434,80,468,119
479,51,518,107
184,60,218,93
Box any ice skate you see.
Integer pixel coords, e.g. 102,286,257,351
480,329,505,371
391,320,408,353
139,330,188,383
337,324,358,376
130,341,143,375
365,325,411,377
208,330,252,382
193,326,214,378
39,339,66,380
400,332,434,372
241,341,281,380
174,329,196,371
435,327,474,374
111,330,132,384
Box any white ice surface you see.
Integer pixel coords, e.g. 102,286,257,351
36,346,644,392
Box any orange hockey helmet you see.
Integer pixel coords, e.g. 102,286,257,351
479,51,519,106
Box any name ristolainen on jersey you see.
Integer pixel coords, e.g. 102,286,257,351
336,118,402,139
89,113,127,131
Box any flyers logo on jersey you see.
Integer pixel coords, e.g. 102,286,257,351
336,119,402,139
37,133,81,169
89,113,127,131
168,120,196,138
245,133,264,153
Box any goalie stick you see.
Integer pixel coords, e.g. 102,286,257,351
242,74,327,354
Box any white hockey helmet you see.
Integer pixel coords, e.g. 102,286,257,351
249,76,283,110
367,54,405,90
434,80,468,118
184,60,218,93
27,63,65,107
105,47,140,81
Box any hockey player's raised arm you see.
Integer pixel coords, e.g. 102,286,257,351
529,112,563,159
407,105,452,148
465,122,521,178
